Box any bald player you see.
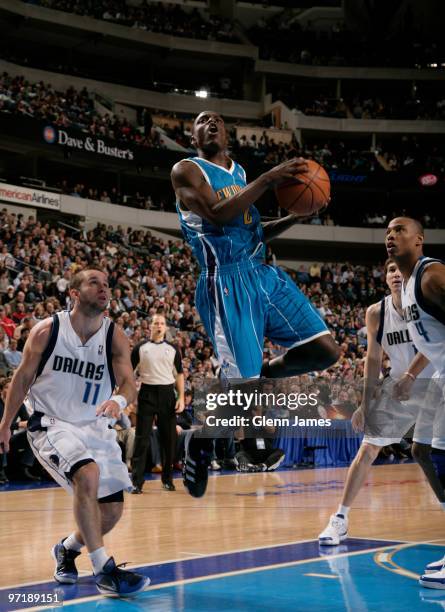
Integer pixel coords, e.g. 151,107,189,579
385,217,445,589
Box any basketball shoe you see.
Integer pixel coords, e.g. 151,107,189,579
419,566,445,590
95,557,150,597
424,556,445,574
318,514,348,546
183,431,212,498
52,540,81,584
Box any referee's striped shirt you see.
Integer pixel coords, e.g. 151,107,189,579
131,340,183,385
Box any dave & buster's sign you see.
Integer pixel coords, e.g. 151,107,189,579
42,125,135,161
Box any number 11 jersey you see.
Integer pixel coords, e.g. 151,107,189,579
28,311,116,422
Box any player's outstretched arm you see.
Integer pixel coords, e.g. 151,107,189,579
171,157,308,226
352,303,383,432
0,319,52,452
96,326,137,419
262,204,330,242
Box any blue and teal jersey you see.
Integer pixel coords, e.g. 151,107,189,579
176,157,265,269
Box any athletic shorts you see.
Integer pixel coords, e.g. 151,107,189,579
196,261,329,378
363,377,437,447
27,413,132,498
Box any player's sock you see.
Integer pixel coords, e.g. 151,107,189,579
63,533,83,553
440,502,445,511
336,504,350,518
89,547,110,575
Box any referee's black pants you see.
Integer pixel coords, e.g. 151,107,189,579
132,384,176,488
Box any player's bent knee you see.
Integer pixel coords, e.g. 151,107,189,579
71,460,100,496
358,443,380,464
311,336,340,370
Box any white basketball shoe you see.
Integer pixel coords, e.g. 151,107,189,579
318,514,348,546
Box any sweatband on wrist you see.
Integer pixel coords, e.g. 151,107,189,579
112,395,127,411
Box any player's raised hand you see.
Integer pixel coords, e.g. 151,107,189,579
262,157,309,187
96,399,121,419
0,423,11,454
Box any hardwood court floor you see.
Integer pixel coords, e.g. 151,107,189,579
0,463,443,588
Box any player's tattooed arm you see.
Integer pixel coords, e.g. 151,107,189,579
421,262,445,315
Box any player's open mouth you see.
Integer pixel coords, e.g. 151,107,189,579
386,242,396,252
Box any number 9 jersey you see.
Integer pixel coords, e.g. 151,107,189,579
28,311,116,422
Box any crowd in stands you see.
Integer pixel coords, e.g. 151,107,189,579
55,179,169,211
0,73,164,148
249,18,443,68
274,91,445,121
25,0,239,43
0,205,431,482
1,69,444,172
232,130,445,180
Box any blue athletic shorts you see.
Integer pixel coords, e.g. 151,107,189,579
195,261,329,378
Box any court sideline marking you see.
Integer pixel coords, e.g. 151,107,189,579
24,541,415,612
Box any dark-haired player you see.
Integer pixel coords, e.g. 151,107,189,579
0,267,150,597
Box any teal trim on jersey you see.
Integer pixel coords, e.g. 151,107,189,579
176,157,265,269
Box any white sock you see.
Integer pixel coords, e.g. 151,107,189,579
88,547,109,575
63,533,83,553
440,502,445,512
336,504,350,518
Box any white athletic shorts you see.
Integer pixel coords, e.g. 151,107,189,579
363,376,437,447
27,413,132,498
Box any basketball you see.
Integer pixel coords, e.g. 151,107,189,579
274,160,331,216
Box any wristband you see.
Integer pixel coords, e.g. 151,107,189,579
112,394,128,411
404,371,416,381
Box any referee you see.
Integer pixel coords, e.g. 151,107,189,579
131,313,184,493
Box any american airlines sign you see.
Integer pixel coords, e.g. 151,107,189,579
0,183,61,210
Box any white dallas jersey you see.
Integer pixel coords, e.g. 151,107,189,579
377,294,435,379
402,256,445,377
28,311,116,422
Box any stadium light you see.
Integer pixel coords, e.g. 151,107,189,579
195,89,208,98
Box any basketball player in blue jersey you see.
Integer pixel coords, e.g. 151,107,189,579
0,267,150,597
385,217,445,589
171,111,339,496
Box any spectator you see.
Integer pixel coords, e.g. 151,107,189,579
3,339,22,370
0,306,15,338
